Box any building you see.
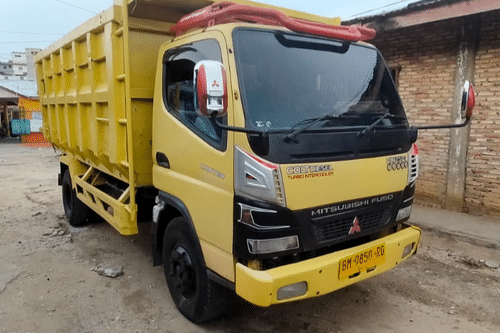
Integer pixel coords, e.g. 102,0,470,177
0,79,44,144
348,0,500,216
0,48,41,81
0,62,14,76
11,52,27,76
0,48,45,143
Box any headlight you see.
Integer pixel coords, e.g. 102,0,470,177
396,205,412,221
234,146,286,206
238,203,290,230
247,236,299,254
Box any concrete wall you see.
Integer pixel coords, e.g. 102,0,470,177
370,10,500,216
25,49,40,81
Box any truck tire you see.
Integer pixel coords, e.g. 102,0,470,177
62,170,90,227
163,217,227,323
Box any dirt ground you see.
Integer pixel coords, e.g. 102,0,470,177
1,142,499,333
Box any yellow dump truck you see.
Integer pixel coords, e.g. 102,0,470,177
36,0,475,323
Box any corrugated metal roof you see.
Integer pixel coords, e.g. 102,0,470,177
349,0,483,23
0,80,38,98
406,0,445,9
346,0,500,30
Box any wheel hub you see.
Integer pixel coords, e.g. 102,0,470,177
169,246,196,298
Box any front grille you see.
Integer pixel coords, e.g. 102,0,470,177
312,208,391,243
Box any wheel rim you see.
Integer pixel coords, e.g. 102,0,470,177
169,246,196,299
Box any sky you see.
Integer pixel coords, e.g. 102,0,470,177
0,0,418,61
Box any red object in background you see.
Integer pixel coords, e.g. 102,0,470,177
467,82,475,116
170,2,376,41
21,133,51,147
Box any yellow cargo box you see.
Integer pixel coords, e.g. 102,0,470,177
36,3,174,187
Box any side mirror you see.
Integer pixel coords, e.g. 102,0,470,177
460,80,475,119
194,60,228,117
414,80,475,131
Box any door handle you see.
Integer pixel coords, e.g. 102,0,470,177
156,152,170,168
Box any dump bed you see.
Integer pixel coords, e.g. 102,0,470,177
36,0,339,187
35,2,175,187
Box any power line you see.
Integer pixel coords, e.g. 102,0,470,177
0,41,55,44
346,0,415,19
0,31,63,36
53,0,96,14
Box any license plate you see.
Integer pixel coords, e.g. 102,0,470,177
339,244,386,279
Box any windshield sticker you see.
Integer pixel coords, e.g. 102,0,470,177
286,165,333,180
255,121,272,128
386,156,408,171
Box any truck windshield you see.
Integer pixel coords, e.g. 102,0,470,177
233,28,407,131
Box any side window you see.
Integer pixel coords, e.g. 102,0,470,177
163,39,227,150
389,65,401,89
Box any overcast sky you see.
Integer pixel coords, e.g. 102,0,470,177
0,0,417,61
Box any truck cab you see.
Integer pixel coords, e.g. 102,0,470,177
151,3,427,323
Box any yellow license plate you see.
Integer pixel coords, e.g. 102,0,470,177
339,243,386,279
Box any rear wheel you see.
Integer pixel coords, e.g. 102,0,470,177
163,217,227,323
62,170,90,227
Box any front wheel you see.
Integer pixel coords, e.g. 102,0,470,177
61,170,90,227
163,217,227,323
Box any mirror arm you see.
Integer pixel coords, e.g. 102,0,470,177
416,117,471,131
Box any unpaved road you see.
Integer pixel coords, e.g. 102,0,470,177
1,143,499,333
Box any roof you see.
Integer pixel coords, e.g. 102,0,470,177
0,80,38,99
347,0,500,31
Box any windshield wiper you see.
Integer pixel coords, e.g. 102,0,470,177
285,114,360,142
357,112,394,137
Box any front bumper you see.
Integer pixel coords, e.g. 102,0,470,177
235,225,421,307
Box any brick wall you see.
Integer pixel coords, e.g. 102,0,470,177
466,11,500,215
373,19,462,207
370,12,500,216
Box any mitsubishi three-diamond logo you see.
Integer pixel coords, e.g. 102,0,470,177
348,217,362,234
